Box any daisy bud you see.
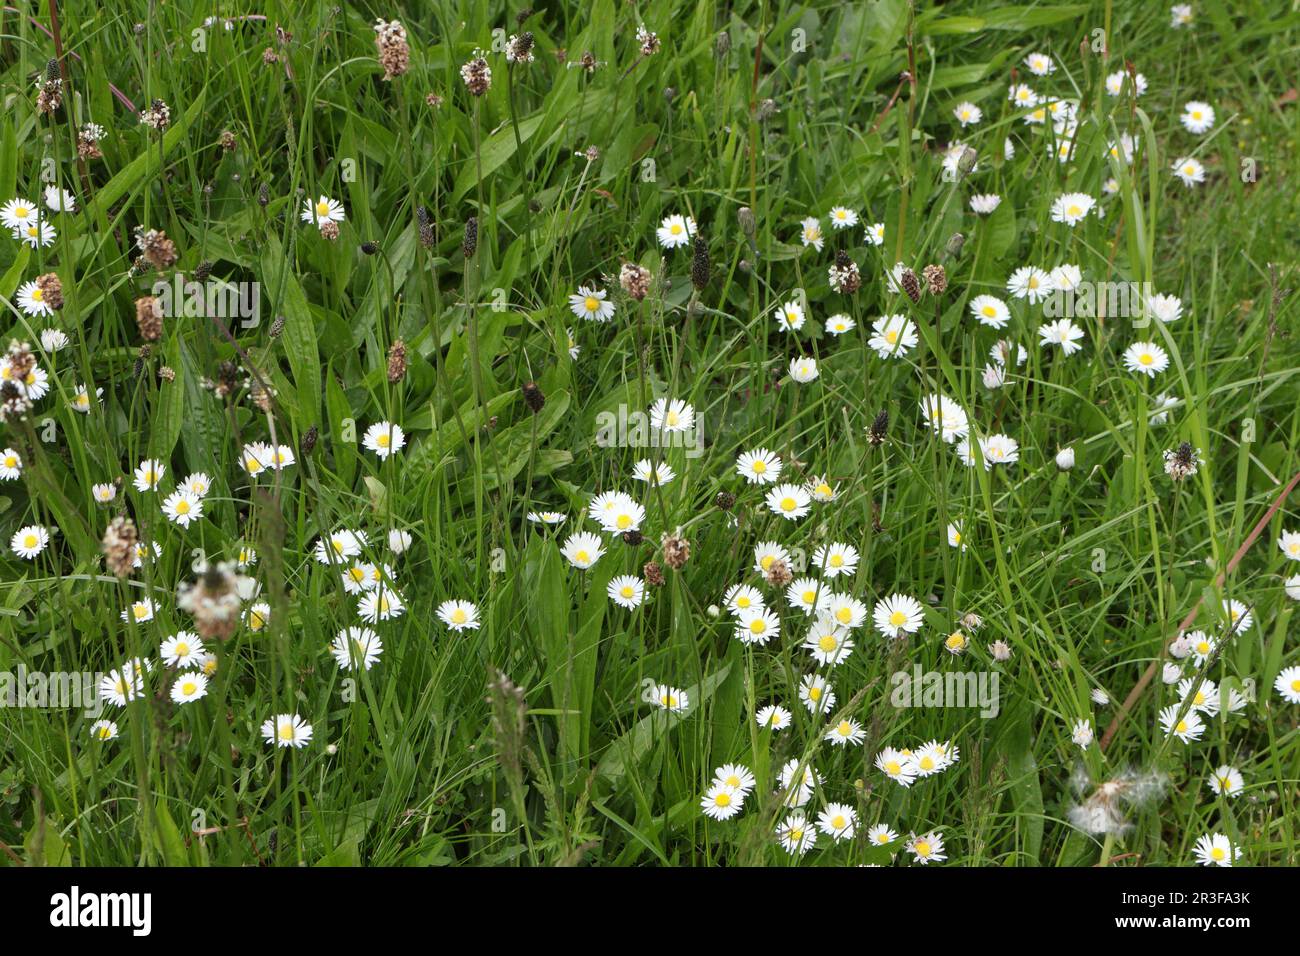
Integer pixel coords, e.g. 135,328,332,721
387,340,408,383
301,424,318,457
1056,446,1075,470
706,604,720,617
944,232,966,261
462,216,478,260
690,235,710,291
737,206,756,239
521,380,545,414
988,640,1012,661
643,560,665,587
900,267,921,303
956,146,978,179
922,264,947,297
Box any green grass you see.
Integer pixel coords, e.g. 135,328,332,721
1,0,1299,866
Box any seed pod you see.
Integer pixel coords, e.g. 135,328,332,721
301,424,318,456
868,409,889,446
463,217,478,260
690,235,710,291
714,491,736,511
900,268,921,303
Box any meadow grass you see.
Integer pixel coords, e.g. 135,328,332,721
1,0,1298,867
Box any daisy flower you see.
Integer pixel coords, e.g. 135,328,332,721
804,617,854,665
876,747,917,786
724,583,765,615
700,783,743,820
1105,70,1148,97
873,593,924,638
607,575,645,609
1071,719,1094,748
330,626,384,670
1171,4,1194,28
561,531,604,569
1222,598,1252,634
773,299,806,332
867,823,899,846
817,803,857,840
170,672,209,705
1158,703,1205,742
735,607,780,645
953,101,983,127
1173,156,1206,187
1181,101,1215,134
133,458,165,492
787,578,830,615
1024,52,1054,76
0,447,21,479
568,285,615,322
1007,266,1051,303
828,206,858,229
90,720,119,741
906,830,947,864
868,314,918,357
970,193,1001,215
777,813,816,854
1050,192,1096,226
43,186,75,212
11,524,49,559
714,764,756,795
16,279,54,317
1008,83,1039,108
15,219,56,248
736,447,782,484
752,541,791,575
0,198,38,231
162,489,203,528
1279,530,1300,561
655,214,695,249
824,595,866,630
1123,341,1169,377
263,713,313,749
648,397,694,433
40,328,68,352
1146,293,1183,323
798,673,835,714
181,472,212,496
301,196,345,227
160,631,205,668
356,587,402,623
864,222,885,246
757,704,793,731
362,421,406,459
1038,319,1086,356
437,599,481,631
826,723,868,749
1274,665,1300,704
99,666,144,707
1207,767,1244,800
1192,833,1240,867
920,393,969,443
766,483,812,520
526,510,566,526
969,295,1010,329
121,599,157,624
798,216,823,251
650,683,689,712
806,475,837,502
788,356,818,383
813,542,858,577
778,759,819,807
825,313,856,335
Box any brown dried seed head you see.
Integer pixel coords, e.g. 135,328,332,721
134,296,164,342
387,339,408,383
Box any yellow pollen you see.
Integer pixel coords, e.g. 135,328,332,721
820,635,839,651
451,608,468,624
316,201,331,216
835,608,851,624
584,296,599,312
889,610,907,626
